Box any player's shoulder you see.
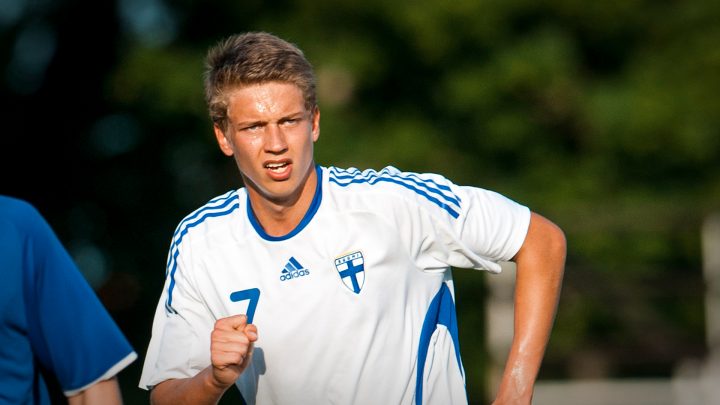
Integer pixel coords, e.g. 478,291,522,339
0,195,40,221
0,194,49,236
325,165,455,190
169,189,244,246
322,165,463,218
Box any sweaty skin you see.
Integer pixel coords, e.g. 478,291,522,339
214,82,320,237
492,212,566,404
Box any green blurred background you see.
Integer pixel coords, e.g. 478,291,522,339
1,0,718,403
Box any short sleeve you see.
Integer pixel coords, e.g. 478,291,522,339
18,199,137,396
455,185,531,263
375,168,531,273
138,236,215,389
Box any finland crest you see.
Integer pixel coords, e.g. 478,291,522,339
334,251,365,294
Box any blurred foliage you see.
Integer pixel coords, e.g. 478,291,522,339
2,0,719,403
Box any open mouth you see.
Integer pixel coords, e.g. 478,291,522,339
265,161,290,173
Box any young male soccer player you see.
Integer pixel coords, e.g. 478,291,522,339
139,31,566,405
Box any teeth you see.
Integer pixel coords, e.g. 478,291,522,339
266,162,287,171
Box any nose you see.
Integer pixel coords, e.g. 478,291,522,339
265,124,288,153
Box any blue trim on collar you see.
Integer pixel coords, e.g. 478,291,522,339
247,165,323,241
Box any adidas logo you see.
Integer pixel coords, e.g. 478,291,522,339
280,256,311,281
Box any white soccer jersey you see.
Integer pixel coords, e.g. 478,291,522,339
139,165,530,405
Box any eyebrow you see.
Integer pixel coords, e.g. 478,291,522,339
235,110,306,127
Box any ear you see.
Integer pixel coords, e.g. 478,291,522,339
311,107,320,142
214,124,234,156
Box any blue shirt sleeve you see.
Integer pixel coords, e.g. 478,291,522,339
6,196,136,394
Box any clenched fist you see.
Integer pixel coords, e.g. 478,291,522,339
210,314,258,387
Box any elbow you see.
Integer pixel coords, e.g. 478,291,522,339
535,212,566,257
519,212,567,270
546,221,567,285
549,221,567,261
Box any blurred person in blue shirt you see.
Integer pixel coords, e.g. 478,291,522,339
0,194,137,404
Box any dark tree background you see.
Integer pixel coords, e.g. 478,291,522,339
2,0,718,403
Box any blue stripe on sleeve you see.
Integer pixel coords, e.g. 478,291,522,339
165,191,238,273
328,167,461,218
165,192,240,313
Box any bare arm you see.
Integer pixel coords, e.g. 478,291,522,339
150,367,232,405
492,212,566,404
67,377,123,405
150,315,258,405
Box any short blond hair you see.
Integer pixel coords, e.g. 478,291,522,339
204,32,317,132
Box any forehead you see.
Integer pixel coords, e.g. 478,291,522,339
226,82,306,120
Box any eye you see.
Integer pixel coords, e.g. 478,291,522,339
241,123,263,132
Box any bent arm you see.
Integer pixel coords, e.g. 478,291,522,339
493,212,566,404
150,315,257,405
150,367,231,405
67,377,123,405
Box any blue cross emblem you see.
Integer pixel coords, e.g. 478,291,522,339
334,251,365,294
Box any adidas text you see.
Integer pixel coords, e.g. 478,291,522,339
280,269,310,281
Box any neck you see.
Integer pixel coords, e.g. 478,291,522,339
246,165,318,237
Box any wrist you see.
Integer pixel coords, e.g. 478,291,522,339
203,367,234,394
493,381,535,404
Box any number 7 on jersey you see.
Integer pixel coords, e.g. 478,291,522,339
229,288,260,324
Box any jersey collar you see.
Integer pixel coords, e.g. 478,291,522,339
247,165,323,241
